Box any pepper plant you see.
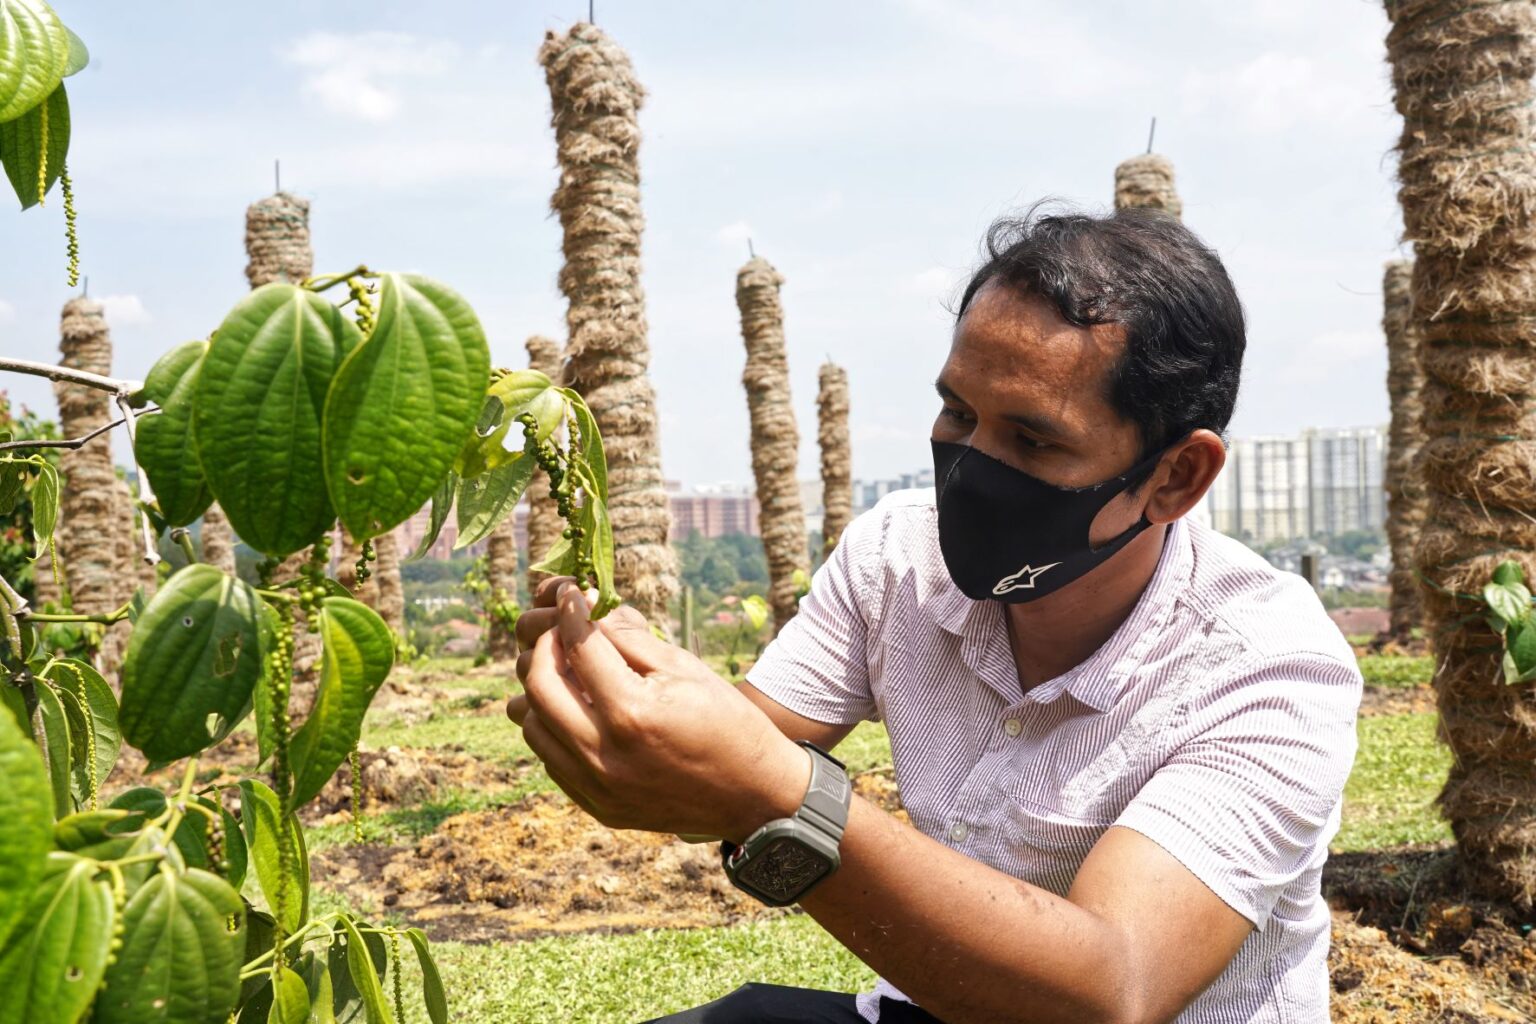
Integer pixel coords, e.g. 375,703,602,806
0,261,618,1021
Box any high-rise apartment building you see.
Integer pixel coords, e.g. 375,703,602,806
1205,426,1387,544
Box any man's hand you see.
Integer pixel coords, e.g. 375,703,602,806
506,581,811,844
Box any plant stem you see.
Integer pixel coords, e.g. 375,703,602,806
22,600,130,625
0,409,155,453
0,356,140,395
170,527,198,564
303,265,371,294
114,395,162,568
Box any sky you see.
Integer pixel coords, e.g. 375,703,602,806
0,0,1405,488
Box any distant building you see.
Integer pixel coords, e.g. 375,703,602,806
1205,426,1387,545
853,468,935,514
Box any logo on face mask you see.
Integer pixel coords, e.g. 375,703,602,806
992,562,1062,596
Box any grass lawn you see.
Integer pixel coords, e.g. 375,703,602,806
1334,711,1452,851
1357,654,1436,688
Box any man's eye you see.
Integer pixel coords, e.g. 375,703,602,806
1017,434,1051,451
941,406,971,424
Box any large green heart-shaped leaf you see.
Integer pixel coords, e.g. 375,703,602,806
0,699,50,954
119,564,266,762
239,779,309,934
0,79,65,210
0,0,68,124
328,921,386,1024
197,284,361,558
454,452,536,550
136,340,213,527
269,965,312,1024
0,852,113,1024
287,598,394,810
92,867,246,1024
43,657,120,805
324,273,489,540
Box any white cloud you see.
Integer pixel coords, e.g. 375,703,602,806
0,299,14,324
1180,51,1382,134
1278,328,1379,381
97,295,150,327
281,32,457,123
716,221,754,247
905,265,962,301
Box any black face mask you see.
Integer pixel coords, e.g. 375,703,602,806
931,439,1166,604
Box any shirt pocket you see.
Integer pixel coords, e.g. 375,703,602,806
999,799,1113,898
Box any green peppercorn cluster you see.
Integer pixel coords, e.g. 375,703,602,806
348,276,376,335
62,165,79,288
354,537,375,586
297,535,332,619
518,411,593,583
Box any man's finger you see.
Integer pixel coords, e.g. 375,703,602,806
515,606,558,652
555,584,638,712
522,708,599,802
516,649,534,684
506,691,528,726
523,629,603,749
597,605,678,674
534,575,580,609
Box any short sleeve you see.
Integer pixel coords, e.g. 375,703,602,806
745,509,879,725
1112,653,1362,929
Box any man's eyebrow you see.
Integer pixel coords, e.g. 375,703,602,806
934,376,1072,442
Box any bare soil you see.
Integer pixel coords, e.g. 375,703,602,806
1360,682,1437,717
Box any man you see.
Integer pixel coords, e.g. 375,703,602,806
507,206,1361,1023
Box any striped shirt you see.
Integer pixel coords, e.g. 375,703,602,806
747,489,1362,1023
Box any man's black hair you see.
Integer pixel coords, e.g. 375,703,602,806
956,202,1245,476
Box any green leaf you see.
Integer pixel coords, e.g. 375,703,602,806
119,563,267,762
1493,560,1525,587
574,470,619,619
221,804,249,892
338,917,392,1024
0,853,113,1024
92,867,246,1024
406,928,448,1024
196,284,361,558
239,779,308,934
0,695,50,953
406,472,455,562
529,535,577,577
0,0,68,124
742,594,770,633
269,965,312,1024
43,657,119,805
0,78,64,209
52,808,135,851
61,25,85,76
1484,581,1530,629
301,957,338,1024
0,459,25,514
32,679,70,816
563,387,608,506
136,340,213,527
327,923,387,1024
107,787,217,869
323,272,490,540
287,598,394,810
458,370,564,479
454,452,536,549
1507,616,1536,684
29,459,56,560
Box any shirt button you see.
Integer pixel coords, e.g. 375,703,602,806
948,822,968,842
1003,718,1023,737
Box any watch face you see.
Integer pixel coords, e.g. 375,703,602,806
736,835,833,904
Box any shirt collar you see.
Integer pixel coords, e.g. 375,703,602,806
928,518,1195,713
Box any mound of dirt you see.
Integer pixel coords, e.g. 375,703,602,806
1329,913,1525,1022
1326,846,1536,1017
311,772,904,943
307,745,529,820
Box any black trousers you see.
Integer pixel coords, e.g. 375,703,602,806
643,983,944,1023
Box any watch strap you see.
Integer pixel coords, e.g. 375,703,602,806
795,740,851,842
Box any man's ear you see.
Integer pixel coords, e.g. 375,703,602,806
1145,429,1225,525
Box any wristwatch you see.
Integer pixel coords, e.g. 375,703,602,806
721,740,851,907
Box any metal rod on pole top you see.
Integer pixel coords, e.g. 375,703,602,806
589,0,594,23
274,158,281,193
747,237,755,258
1146,117,1157,154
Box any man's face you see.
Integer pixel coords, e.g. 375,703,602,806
931,279,1151,547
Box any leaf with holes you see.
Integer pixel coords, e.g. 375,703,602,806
287,598,394,811
0,79,65,210
196,284,362,557
118,564,267,763
324,273,489,540
239,779,309,934
0,853,113,1024
455,452,536,550
135,340,213,526
43,657,119,806
0,0,69,124
0,697,50,954
91,867,245,1024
